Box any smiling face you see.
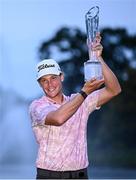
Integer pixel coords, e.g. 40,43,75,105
38,73,64,101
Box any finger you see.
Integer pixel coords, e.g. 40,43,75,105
97,78,104,83
98,78,105,83
92,79,104,87
100,78,105,82
91,40,101,47
92,41,102,47
96,32,101,38
90,77,97,82
97,81,105,88
85,79,95,86
96,37,101,43
93,38,102,45
86,78,104,86
99,79,105,84
88,78,98,85
92,45,103,51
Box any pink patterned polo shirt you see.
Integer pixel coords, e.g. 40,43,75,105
29,90,100,171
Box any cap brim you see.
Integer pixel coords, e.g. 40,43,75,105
37,69,61,80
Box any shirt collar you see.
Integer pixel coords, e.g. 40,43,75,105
42,94,68,105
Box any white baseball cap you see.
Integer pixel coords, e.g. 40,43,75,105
36,59,62,80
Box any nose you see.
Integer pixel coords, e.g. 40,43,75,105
48,80,53,87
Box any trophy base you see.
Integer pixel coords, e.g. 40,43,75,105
84,60,103,81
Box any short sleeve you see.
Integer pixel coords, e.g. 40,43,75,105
29,101,57,126
84,90,100,114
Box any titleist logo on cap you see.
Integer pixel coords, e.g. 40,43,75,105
38,64,55,72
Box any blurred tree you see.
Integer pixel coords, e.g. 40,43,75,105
38,27,136,168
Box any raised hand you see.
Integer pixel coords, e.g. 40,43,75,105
82,77,104,95
87,32,103,59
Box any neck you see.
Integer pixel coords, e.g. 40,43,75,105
47,93,64,104
89,50,97,61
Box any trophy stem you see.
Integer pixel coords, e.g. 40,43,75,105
89,50,97,61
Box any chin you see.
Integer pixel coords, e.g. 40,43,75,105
46,92,58,98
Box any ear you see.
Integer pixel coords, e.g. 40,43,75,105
60,73,64,82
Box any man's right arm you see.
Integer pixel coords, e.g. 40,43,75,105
45,78,104,126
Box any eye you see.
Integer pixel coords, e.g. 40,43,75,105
51,75,58,80
41,79,48,84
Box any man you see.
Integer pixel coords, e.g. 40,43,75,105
29,34,121,179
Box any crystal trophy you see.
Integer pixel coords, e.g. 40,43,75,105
84,6,103,81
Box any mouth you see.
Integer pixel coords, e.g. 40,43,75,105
48,88,56,93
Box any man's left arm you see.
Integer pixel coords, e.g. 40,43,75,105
97,56,121,107
89,33,121,107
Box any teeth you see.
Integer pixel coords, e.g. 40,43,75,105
49,89,55,92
